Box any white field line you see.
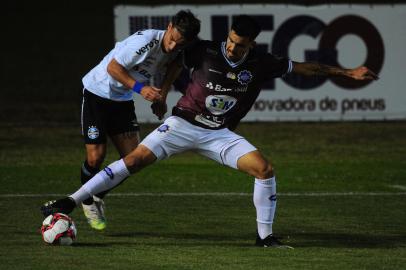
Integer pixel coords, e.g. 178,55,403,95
388,185,406,191
0,192,405,198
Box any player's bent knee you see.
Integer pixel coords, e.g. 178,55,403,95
86,155,105,168
123,145,157,173
86,145,106,168
254,163,274,180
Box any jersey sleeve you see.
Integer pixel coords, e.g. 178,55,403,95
263,54,293,79
114,35,153,69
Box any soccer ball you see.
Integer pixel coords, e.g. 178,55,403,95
41,213,77,245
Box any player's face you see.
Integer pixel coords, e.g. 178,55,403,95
162,23,187,53
226,30,254,61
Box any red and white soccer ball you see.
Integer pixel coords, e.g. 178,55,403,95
41,213,77,245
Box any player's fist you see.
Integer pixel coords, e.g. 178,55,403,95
347,66,379,80
140,86,162,102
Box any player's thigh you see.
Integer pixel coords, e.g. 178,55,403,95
196,129,257,169
105,98,140,156
81,90,107,145
111,131,140,157
237,150,273,179
140,116,197,161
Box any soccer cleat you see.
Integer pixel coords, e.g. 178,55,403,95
82,196,106,230
41,197,76,217
255,233,294,249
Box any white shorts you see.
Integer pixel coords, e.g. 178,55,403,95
140,116,257,169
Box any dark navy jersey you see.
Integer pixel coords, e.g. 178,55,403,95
173,40,292,130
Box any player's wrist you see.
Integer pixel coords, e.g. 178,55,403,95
132,81,145,94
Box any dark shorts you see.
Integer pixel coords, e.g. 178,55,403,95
81,89,140,144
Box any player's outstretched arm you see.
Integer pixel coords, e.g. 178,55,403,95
292,62,379,80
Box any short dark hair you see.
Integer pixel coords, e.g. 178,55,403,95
231,15,261,40
171,10,201,41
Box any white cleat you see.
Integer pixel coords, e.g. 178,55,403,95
82,196,106,230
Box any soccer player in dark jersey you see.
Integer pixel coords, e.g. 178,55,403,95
42,15,378,248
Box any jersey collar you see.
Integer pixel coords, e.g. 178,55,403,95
221,42,249,68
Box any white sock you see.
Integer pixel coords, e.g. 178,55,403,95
253,177,277,239
70,159,130,204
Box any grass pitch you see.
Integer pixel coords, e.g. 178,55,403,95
0,122,405,269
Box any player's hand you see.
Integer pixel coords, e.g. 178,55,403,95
140,86,162,102
347,66,379,80
151,101,168,120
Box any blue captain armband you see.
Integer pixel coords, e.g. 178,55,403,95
132,81,145,94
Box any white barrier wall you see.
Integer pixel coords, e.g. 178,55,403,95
114,4,406,122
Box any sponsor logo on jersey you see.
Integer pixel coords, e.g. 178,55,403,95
205,95,237,115
235,86,248,92
206,82,232,92
138,69,152,79
135,39,159,55
87,126,99,140
132,65,152,79
206,82,214,89
103,167,114,179
157,124,170,133
237,70,253,85
226,72,236,80
194,114,224,128
142,57,154,67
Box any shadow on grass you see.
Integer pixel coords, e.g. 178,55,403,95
286,232,406,249
106,231,254,247
105,231,406,249
73,242,129,247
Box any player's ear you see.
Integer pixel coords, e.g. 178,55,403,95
167,22,173,31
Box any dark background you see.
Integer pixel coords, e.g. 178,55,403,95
2,0,403,124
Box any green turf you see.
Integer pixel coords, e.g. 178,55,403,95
0,122,405,269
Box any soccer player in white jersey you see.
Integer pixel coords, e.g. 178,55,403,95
42,15,378,247
78,10,200,230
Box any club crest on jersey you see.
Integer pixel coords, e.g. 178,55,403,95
157,124,170,133
205,95,237,115
87,126,99,140
237,70,252,85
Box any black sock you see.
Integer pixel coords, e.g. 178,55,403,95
80,160,99,205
